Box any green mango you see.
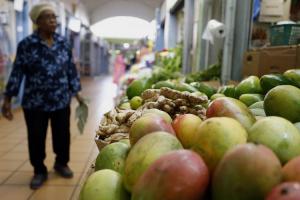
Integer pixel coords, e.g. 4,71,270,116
294,122,300,132
249,101,264,109
153,80,175,89
145,78,155,89
119,102,131,110
217,85,236,98
174,82,198,92
210,93,226,101
260,74,293,93
283,69,300,88
264,85,300,123
235,76,263,97
206,97,256,131
212,144,282,200
250,108,266,117
190,82,216,98
239,94,264,107
127,78,152,99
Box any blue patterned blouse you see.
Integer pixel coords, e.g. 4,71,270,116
5,32,81,111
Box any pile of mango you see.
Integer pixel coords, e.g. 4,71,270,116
79,69,300,200
211,69,300,123
125,69,300,123
80,102,300,200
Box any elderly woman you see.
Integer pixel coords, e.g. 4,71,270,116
1,3,83,189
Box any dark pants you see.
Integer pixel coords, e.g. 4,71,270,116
23,106,71,175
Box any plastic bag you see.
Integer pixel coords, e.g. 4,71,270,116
253,0,261,21
75,99,89,134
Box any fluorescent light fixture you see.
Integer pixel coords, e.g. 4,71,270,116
91,16,153,39
68,17,81,33
123,43,130,49
14,0,24,12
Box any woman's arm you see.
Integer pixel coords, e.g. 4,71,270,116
2,43,26,120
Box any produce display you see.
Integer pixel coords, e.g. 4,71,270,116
80,66,300,200
185,50,222,83
95,87,208,147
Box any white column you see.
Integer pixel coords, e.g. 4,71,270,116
155,8,164,51
221,0,237,84
182,0,195,74
164,0,177,49
231,0,252,81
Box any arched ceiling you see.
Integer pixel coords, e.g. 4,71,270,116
77,0,164,24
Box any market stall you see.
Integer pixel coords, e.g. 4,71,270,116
79,39,300,199
244,0,300,77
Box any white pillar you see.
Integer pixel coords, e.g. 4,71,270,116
155,8,164,51
182,0,195,74
164,0,177,49
231,0,252,80
221,0,237,84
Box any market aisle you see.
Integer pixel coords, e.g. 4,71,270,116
0,75,117,200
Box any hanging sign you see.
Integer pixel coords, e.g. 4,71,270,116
261,0,284,16
259,0,291,22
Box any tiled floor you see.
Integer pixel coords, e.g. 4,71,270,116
0,76,117,200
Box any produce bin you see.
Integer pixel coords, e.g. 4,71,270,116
270,24,300,46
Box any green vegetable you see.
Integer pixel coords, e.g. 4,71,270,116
155,44,182,73
185,63,221,83
185,50,222,83
150,44,183,83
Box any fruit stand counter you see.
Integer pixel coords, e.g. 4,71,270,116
79,69,300,199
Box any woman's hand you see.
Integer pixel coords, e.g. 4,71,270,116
1,96,13,120
75,93,85,104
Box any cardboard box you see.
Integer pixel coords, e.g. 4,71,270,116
243,45,300,77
